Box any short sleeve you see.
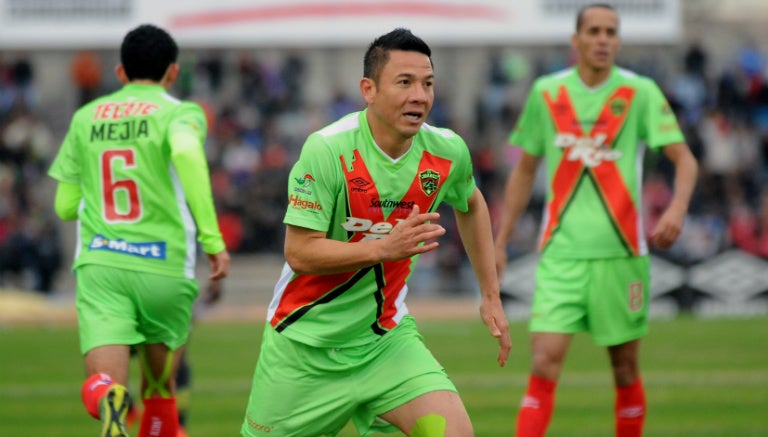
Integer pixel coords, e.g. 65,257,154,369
640,78,685,151
283,133,342,232
48,118,81,184
509,80,545,156
441,136,476,213
168,102,208,151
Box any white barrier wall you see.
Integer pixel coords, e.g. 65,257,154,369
0,0,681,49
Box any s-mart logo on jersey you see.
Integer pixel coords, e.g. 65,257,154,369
88,235,166,259
92,101,159,120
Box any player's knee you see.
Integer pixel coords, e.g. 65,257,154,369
410,413,447,437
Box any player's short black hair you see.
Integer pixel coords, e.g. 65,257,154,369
120,24,178,81
575,3,617,32
363,28,432,84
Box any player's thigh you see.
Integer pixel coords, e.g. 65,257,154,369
134,272,198,350
588,256,650,346
355,317,463,436
76,265,142,354
379,390,472,437
530,256,590,334
241,324,355,437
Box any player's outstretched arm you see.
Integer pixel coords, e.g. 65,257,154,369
285,205,446,275
455,188,512,367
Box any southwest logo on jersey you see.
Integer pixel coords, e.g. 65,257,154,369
554,132,622,167
369,198,415,213
419,169,440,196
88,235,166,259
341,217,404,240
289,194,322,211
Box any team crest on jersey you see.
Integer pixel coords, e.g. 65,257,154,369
610,98,627,116
419,169,440,196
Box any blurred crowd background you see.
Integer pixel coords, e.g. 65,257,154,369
1,1,767,312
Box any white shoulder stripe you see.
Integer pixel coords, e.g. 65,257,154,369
422,122,457,139
162,93,181,104
550,68,572,79
318,112,360,137
616,67,638,79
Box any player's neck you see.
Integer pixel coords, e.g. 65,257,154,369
375,136,412,160
576,64,612,88
366,114,413,159
127,79,171,91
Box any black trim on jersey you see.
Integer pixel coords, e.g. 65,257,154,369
274,266,373,333
369,263,388,336
541,171,587,254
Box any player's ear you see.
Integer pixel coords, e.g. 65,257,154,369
115,64,129,84
162,63,180,87
360,77,376,104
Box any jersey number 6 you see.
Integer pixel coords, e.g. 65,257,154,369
101,148,142,223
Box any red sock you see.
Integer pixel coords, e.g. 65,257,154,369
516,375,557,437
139,397,179,437
615,378,646,437
81,373,115,419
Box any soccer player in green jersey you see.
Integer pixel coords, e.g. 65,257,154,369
241,28,511,437
48,24,230,437
493,4,698,437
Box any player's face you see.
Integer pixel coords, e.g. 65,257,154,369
363,50,434,141
572,7,620,72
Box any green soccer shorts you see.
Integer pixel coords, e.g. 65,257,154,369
241,316,457,437
531,255,650,346
76,264,199,354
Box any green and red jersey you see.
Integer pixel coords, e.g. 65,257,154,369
509,66,684,258
269,110,476,347
48,84,223,279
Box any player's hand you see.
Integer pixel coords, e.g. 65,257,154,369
207,249,231,280
202,278,224,306
480,296,512,367
650,206,685,249
379,205,445,261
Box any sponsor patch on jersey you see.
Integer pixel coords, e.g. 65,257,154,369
293,173,316,195
88,235,166,259
369,198,415,213
92,101,159,120
289,194,322,212
295,173,315,187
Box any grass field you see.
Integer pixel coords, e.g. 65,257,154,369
1,316,766,437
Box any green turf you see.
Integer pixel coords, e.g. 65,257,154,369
0,316,766,436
